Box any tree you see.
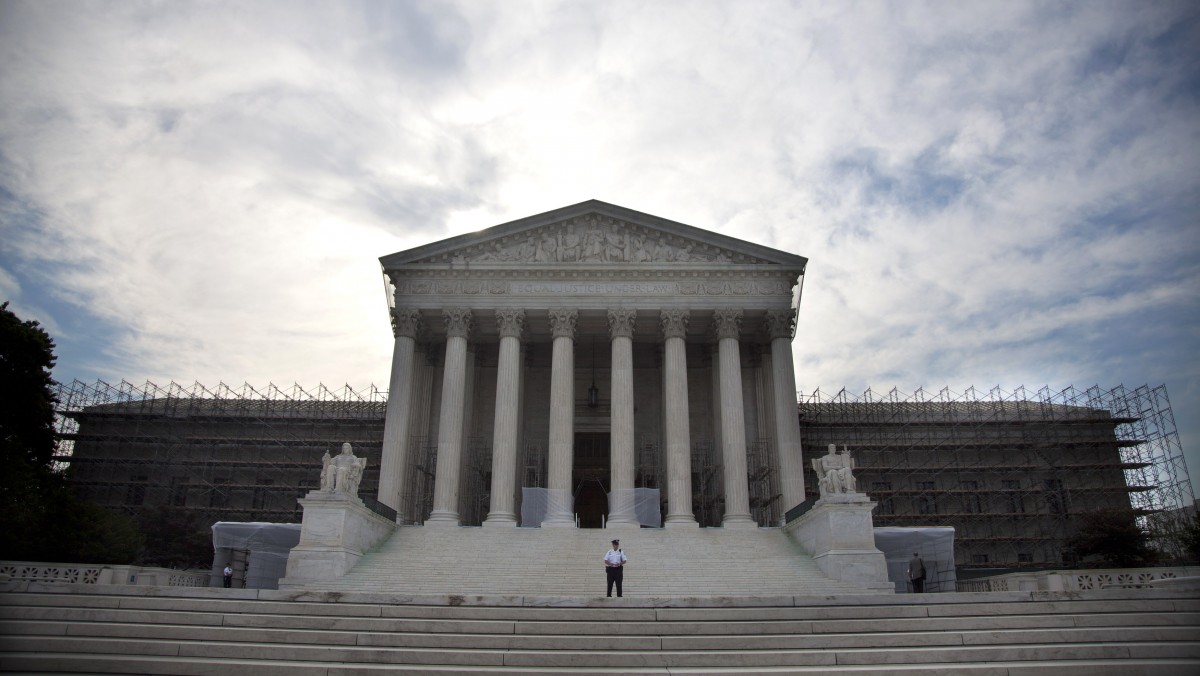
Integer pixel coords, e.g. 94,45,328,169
0,301,64,559
135,506,213,569
1178,512,1200,562
1065,509,1159,568
0,302,143,564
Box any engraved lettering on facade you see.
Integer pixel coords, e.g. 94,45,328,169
509,281,679,295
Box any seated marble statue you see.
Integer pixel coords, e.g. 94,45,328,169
812,443,858,497
319,442,368,496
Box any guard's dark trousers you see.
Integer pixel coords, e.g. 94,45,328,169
606,566,623,597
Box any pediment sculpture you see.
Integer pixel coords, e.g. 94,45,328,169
438,214,744,265
319,442,367,496
812,443,859,498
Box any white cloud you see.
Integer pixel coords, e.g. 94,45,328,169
1,0,1197,498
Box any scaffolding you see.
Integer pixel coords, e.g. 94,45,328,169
53,379,388,525
53,379,1192,567
798,384,1194,568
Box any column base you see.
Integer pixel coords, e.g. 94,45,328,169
664,515,699,528
605,515,641,529
722,515,759,530
424,511,461,527
541,514,577,528
482,513,518,528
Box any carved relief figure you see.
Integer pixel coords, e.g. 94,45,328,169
583,228,604,261
559,225,581,262
813,444,858,497
605,230,626,262
628,234,650,262
535,233,557,262
450,215,747,264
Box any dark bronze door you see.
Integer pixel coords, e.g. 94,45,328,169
573,433,610,528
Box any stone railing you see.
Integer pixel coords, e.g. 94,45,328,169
957,566,1200,592
0,561,209,587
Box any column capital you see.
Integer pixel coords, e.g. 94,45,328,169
390,307,422,339
765,308,797,341
548,308,578,339
712,309,743,340
660,308,690,340
495,308,526,339
607,309,637,339
443,307,473,339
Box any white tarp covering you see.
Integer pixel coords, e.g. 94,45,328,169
520,488,572,526
873,526,957,593
607,488,662,527
211,522,301,589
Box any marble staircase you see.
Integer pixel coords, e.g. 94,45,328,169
1,585,1197,674
294,525,869,597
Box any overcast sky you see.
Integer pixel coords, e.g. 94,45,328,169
2,1,1197,503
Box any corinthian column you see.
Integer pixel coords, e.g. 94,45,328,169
542,308,577,527
607,309,638,528
767,309,805,523
426,308,472,526
378,307,421,521
714,309,756,528
484,309,525,527
661,308,698,527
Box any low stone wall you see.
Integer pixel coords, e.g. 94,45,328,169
957,565,1200,592
0,561,208,587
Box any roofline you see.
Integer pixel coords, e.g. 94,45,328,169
379,199,809,270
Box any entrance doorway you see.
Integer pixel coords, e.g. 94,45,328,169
573,433,610,528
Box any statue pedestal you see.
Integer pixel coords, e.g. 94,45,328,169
785,493,894,593
277,491,396,589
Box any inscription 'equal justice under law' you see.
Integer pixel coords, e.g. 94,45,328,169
510,282,678,295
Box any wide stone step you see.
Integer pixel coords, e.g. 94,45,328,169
5,634,1200,669
302,526,868,597
2,586,1197,674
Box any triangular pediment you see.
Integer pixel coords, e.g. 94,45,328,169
380,200,807,270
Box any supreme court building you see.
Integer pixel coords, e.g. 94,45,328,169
375,200,809,530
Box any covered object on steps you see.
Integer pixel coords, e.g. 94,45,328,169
873,527,956,593
210,522,301,590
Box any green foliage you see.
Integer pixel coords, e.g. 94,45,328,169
0,301,65,560
135,506,214,569
0,301,59,472
1180,512,1200,562
1065,509,1159,568
0,302,145,565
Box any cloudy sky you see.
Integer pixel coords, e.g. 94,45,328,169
2,1,1197,502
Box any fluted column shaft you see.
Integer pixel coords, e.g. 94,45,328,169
715,310,756,528
542,309,578,526
768,309,805,523
484,309,525,527
607,309,638,528
661,309,698,527
427,308,472,526
378,307,421,521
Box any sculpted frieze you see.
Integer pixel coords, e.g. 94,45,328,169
435,215,754,265
394,275,795,298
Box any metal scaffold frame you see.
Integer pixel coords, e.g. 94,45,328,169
797,384,1194,567
53,379,388,524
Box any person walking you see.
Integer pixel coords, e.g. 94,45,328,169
603,539,628,597
908,552,926,593
223,564,233,588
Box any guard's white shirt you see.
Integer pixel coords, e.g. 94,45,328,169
604,549,627,566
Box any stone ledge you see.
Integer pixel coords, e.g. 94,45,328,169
4,580,1197,608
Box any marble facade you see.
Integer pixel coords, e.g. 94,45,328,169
375,200,809,529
